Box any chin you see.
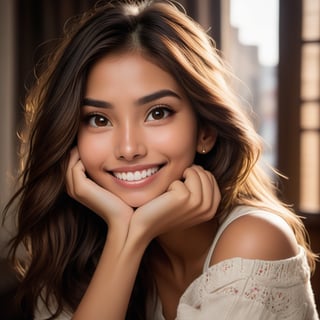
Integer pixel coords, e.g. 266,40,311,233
120,193,159,209
125,198,151,209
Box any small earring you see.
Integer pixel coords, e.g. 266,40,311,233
201,146,206,154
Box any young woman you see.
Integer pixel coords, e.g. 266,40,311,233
4,0,319,319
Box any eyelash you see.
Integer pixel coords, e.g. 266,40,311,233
145,105,174,121
84,113,111,128
83,105,174,128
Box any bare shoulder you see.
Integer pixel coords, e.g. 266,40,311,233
211,212,300,265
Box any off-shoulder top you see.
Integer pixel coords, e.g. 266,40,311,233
146,206,319,319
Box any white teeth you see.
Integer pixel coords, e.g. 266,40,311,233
114,167,159,182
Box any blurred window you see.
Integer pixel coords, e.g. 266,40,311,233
221,0,279,168
300,0,320,213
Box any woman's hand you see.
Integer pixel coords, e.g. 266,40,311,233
66,149,220,246
67,149,144,320
68,158,220,320
66,147,134,232
130,165,221,243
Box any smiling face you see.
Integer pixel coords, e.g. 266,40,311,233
78,52,205,208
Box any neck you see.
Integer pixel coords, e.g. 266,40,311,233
153,219,218,280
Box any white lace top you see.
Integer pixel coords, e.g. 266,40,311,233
35,206,319,319
147,206,319,320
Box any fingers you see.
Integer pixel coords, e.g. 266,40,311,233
65,147,134,226
182,165,220,216
195,166,221,209
168,165,220,216
66,147,100,205
66,146,97,204
66,147,87,197
66,147,80,196
136,165,221,239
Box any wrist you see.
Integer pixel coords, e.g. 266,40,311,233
127,223,154,253
104,223,150,259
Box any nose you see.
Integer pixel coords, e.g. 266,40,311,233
115,122,147,161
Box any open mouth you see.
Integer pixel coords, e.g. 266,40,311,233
112,166,160,182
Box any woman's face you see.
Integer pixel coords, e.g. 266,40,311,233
78,52,201,208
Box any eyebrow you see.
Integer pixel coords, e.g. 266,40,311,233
136,89,181,105
82,89,181,108
82,98,110,108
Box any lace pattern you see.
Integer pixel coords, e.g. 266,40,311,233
179,246,317,318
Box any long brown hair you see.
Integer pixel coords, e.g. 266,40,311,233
3,0,317,319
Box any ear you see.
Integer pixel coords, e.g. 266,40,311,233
196,127,217,154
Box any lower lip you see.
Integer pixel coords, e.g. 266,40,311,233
111,168,161,189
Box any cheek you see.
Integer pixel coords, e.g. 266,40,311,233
152,122,198,162
77,132,109,169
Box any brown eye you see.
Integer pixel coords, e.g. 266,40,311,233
88,114,111,127
146,106,172,121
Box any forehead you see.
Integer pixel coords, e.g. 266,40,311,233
85,52,183,96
